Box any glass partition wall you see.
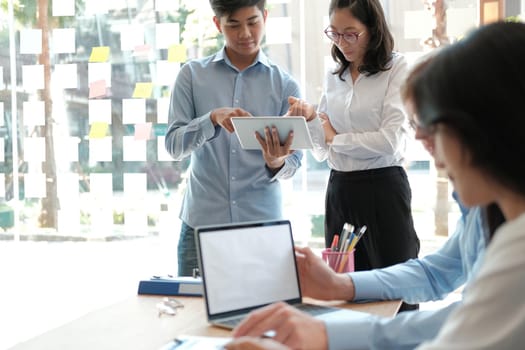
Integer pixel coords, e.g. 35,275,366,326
3,0,506,242
0,0,521,347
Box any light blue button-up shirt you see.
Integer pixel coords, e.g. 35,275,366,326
325,196,487,350
165,47,302,228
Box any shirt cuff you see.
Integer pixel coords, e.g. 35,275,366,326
351,271,384,301
308,117,324,144
201,112,218,140
268,158,293,181
325,311,374,350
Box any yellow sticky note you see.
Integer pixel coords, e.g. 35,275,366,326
89,121,109,139
132,82,153,99
168,44,187,63
89,46,110,62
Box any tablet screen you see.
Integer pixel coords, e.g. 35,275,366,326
231,116,313,150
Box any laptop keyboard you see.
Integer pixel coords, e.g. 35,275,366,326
219,316,245,328
216,304,337,329
295,303,338,316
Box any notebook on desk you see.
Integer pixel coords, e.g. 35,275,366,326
195,219,355,330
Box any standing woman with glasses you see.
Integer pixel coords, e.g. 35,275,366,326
288,0,419,306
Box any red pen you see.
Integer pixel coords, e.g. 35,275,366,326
330,235,339,251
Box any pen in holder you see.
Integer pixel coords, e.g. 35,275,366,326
321,248,355,273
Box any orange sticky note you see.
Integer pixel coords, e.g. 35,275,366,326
132,82,153,99
89,121,109,139
167,44,187,63
89,46,110,62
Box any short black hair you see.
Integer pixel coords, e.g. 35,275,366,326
328,0,394,79
410,21,525,198
209,0,266,18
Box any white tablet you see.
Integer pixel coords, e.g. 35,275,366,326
231,116,313,150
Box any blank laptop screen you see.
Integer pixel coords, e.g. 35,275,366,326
198,221,301,315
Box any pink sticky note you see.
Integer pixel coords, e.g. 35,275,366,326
89,80,107,98
134,122,152,140
133,44,151,56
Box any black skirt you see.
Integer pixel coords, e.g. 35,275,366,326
325,166,420,271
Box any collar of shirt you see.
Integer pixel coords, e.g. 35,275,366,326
212,46,272,71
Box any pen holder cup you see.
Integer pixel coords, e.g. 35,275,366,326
321,249,355,273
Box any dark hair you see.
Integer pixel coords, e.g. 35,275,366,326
209,0,265,18
409,21,525,199
328,0,394,80
483,203,506,241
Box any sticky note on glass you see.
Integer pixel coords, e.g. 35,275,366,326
22,65,45,90
132,82,153,99
133,44,151,57
156,60,179,86
23,137,46,162
24,173,46,198
156,23,179,49
123,136,147,161
54,63,78,89
0,102,4,126
155,0,178,11
85,0,109,15
89,137,112,162
52,0,75,16
168,44,187,63
20,29,42,54
52,28,76,54
157,97,170,124
265,17,292,44
89,46,110,62
89,121,109,139
88,62,112,87
134,122,152,140
89,99,112,124
90,173,113,198
122,98,145,124
0,174,4,195
23,101,45,126
120,24,144,51
157,136,172,161
89,80,107,98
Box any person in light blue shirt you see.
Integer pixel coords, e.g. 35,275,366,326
165,0,302,276
227,55,506,349
322,200,486,350
227,201,488,350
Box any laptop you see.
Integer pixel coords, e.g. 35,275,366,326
195,219,356,330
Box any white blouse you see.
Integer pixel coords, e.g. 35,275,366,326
308,53,410,172
417,212,525,349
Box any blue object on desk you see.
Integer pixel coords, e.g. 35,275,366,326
137,276,203,296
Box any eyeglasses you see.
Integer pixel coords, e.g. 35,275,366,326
324,29,364,44
408,118,436,135
408,119,421,132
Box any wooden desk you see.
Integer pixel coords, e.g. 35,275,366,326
12,296,401,350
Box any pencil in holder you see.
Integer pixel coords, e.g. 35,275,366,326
321,248,355,273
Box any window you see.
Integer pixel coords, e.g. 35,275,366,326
1,1,522,348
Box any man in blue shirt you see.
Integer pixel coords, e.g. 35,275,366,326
165,0,302,276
